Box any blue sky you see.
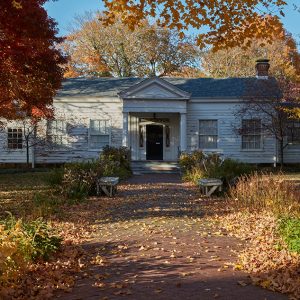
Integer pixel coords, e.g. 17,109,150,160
45,0,299,43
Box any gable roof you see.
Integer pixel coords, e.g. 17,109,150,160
118,77,191,100
56,77,280,99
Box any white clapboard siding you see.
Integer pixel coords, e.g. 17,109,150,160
35,97,123,164
187,100,277,164
0,94,299,164
283,144,300,164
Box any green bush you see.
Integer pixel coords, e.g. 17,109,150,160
179,151,253,185
1,213,61,262
208,159,254,185
279,217,300,253
100,146,132,179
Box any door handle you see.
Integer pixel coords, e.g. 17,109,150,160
156,142,161,145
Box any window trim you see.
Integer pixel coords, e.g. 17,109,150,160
241,119,263,151
7,127,23,150
198,119,218,150
287,121,300,145
88,119,111,151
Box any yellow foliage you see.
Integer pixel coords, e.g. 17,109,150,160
11,0,22,9
202,29,300,80
101,0,287,49
0,222,31,284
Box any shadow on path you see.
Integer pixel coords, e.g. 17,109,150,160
55,174,288,300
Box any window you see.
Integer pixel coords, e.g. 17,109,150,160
166,125,170,147
89,119,110,149
199,120,218,149
48,120,67,147
139,126,144,147
7,128,23,149
241,119,262,149
287,121,300,144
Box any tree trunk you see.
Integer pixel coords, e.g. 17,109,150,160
26,138,29,167
279,139,284,169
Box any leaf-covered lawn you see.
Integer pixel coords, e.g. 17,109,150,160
0,172,295,299
0,172,51,217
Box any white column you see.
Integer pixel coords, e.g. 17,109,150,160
180,112,187,152
122,112,129,147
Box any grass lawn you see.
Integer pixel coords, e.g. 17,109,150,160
0,171,52,217
0,171,50,194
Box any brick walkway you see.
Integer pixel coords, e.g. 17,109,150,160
56,175,287,300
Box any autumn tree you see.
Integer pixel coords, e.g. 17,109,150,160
0,0,66,120
201,31,300,80
102,0,287,50
61,12,199,78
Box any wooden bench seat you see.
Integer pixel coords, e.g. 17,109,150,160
199,178,223,197
96,176,119,197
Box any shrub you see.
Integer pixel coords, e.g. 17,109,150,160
179,150,206,173
0,213,61,283
62,161,102,199
58,147,132,200
208,159,253,185
100,146,132,179
228,172,300,214
179,151,253,185
279,217,300,253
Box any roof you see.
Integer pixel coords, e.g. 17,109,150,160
56,77,280,99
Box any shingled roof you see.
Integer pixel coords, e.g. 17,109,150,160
56,77,280,99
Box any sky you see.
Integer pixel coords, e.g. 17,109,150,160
44,0,300,43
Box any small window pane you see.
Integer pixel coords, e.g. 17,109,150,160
90,120,109,134
89,119,111,150
48,120,67,147
242,119,261,149
7,128,23,149
199,120,218,149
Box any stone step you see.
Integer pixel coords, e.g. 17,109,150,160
131,161,180,174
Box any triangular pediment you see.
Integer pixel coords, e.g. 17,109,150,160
118,77,191,100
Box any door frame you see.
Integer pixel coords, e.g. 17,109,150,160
134,116,177,161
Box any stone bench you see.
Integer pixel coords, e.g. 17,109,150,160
96,177,119,197
199,178,223,197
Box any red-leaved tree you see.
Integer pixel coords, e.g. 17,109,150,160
0,0,66,120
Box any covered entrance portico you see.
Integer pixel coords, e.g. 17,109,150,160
119,77,190,161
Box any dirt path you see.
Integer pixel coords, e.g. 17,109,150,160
56,175,287,300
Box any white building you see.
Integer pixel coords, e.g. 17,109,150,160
1,60,300,165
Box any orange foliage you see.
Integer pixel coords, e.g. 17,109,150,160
102,0,287,50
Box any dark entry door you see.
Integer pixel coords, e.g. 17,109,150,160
146,125,163,160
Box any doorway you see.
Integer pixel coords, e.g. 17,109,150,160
146,125,163,160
